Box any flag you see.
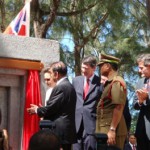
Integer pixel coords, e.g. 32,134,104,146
3,2,30,36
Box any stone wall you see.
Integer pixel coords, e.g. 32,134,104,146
0,33,59,65
0,33,60,150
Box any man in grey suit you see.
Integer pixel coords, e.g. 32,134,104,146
27,61,77,150
134,54,150,150
72,56,101,150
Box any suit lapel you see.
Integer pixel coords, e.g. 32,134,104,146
80,77,84,98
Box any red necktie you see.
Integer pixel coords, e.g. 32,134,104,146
133,145,136,150
83,79,90,100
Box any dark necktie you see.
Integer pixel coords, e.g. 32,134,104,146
83,79,90,100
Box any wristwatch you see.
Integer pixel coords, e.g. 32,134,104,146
110,127,116,132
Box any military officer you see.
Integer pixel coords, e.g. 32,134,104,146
96,53,127,150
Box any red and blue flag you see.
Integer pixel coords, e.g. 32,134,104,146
4,2,30,36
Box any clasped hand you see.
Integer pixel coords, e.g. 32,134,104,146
136,88,148,104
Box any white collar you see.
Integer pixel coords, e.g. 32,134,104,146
84,74,94,82
129,142,136,148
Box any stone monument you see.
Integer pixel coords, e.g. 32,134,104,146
0,33,60,149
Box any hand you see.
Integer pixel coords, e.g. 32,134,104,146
3,129,8,139
27,104,39,115
136,89,148,104
107,130,116,145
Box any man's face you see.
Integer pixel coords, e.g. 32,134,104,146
81,63,95,78
44,72,56,87
129,135,136,145
142,65,150,78
138,61,145,77
99,63,109,77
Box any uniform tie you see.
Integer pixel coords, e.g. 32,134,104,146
83,79,90,99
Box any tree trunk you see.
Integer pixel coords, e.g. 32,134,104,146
146,0,150,28
74,44,81,76
31,0,60,38
0,0,5,32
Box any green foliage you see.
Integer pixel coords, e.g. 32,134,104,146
3,0,23,26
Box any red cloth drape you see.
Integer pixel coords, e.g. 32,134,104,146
22,70,42,150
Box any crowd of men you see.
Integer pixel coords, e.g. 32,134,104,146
26,53,150,150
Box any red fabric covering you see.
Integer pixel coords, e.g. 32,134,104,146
22,70,42,150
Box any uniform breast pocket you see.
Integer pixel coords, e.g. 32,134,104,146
98,118,112,134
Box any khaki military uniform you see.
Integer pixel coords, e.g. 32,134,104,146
96,73,127,150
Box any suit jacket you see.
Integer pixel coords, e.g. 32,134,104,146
124,143,137,150
123,98,131,131
72,75,101,135
37,78,77,144
134,78,150,138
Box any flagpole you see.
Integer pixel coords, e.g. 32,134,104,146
25,0,31,37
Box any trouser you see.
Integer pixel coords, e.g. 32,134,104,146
73,134,97,150
73,122,96,150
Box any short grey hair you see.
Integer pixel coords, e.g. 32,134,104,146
137,53,150,66
136,54,147,63
144,54,150,66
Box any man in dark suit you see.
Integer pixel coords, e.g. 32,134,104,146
72,56,101,150
134,54,150,150
124,134,137,150
27,61,77,150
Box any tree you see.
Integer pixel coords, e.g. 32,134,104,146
31,0,61,38
0,0,23,32
0,0,5,32
47,0,126,75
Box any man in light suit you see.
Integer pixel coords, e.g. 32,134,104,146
72,56,101,150
27,61,77,150
134,54,150,150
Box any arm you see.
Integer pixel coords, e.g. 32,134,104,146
3,129,9,150
134,88,150,109
133,78,150,109
107,104,124,145
107,80,126,145
37,87,64,118
133,94,142,110
27,86,64,118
